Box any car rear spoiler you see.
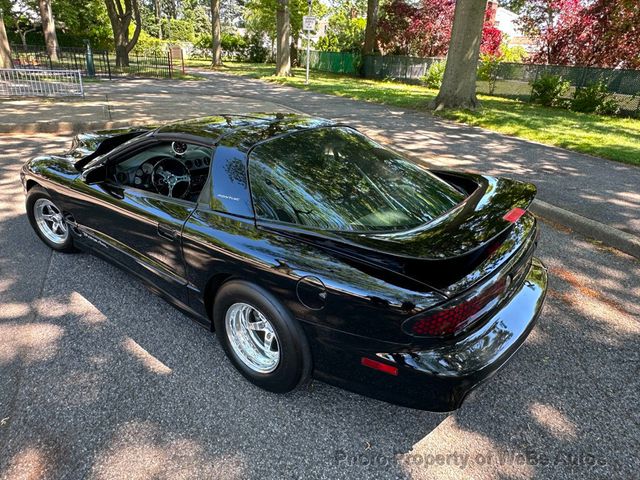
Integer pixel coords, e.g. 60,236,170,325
259,173,537,295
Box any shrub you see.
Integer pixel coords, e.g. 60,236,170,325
477,53,501,94
421,60,446,89
132,29,170,56
246,34,268,63
530,74,570,107
571,81,619,115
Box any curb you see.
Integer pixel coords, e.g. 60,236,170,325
531,200,640,259
0,119,152,135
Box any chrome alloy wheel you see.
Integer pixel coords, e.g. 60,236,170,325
34,198,69,245
225,302,280,373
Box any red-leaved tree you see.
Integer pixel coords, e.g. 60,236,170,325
376,0,500,58
518,0,640,68
480,23,503,56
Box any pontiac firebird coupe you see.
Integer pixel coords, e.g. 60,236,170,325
21,113,548,411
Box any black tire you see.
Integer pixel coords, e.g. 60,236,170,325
26,186,76,253
213,280,312,393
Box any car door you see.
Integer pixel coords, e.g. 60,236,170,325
69,138,214,306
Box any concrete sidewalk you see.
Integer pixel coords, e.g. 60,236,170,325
1,72,639,241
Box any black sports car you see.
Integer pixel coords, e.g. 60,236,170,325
21,113,547,411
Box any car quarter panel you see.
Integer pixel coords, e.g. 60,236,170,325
181,207,446,344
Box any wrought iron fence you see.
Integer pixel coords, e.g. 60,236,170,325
0,68,84,97
9,44,177,80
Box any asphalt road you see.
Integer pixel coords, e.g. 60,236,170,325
0,134,638,479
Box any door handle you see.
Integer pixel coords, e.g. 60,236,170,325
157,223,177,241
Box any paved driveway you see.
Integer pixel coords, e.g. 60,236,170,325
0,135,638,479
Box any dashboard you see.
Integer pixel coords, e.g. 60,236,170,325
113,142,213,200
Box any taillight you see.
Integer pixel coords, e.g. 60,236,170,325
403,276,508,337
503,207,527,223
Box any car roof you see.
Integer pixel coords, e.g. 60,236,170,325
154,113,336,151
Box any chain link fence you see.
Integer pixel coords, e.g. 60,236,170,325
303,50,640,116
362,54,441,81
300,50,360,75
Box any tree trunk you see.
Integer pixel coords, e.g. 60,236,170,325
362,0,379,55
211,0,222,66
104,0,142,68
39,0,59,61
275,0,291,77
432,0,487,111
0,14,12,69
155,0,162,39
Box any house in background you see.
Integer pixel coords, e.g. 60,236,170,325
486,1,536,52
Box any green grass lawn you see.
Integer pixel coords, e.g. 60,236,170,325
201,61,640,166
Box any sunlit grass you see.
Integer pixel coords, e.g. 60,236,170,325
210,61,640,166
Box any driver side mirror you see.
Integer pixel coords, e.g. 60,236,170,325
83,164,107,185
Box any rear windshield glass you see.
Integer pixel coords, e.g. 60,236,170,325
249,127,465,232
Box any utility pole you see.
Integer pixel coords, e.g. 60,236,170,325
305,0,312,85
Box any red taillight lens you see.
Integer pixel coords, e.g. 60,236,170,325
405,277,508,337
503,207,527,223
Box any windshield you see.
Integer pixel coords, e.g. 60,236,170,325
248,127,466,232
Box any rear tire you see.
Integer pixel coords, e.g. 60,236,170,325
26,187,76,253
213,280,312,393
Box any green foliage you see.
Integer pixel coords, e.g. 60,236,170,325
315,3,366,53
571,82,620,115
161,18,197,42
132,29,171,56
500,44,527,63
3,0,112,48
477,54,501,94
530,74,570,107
420,60,446,89
246,34,269,63
221,32,250,60
245,0,327,40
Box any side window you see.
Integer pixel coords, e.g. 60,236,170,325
112,141,213,203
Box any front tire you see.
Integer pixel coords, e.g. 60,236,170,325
213,281,312,393
26,187,75,252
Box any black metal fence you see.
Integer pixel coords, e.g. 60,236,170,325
9,44,179,80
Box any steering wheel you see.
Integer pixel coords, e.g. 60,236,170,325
151,157,191,198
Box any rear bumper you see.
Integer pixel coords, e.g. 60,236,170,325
307,257,548,412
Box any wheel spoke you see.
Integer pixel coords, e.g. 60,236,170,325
247,319,267,331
